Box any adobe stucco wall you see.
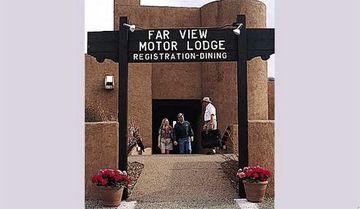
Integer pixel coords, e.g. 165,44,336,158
268,78,275,120
151,63,202,99
226,124,239,154
128,63,152,147
227,121,274,196
113,0,269,136
85,122,118,199
248,120,274,196
85,55,153,146
85,55,118,121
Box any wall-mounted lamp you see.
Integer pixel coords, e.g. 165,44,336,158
123,23,136,32
104,75,114,90
233,23,243,35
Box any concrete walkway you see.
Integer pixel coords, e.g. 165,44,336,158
128,154,238,209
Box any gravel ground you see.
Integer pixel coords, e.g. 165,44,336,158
128,154,237,206
85,200,137,209
259,197,274,209
127,161,145,196
135,200,239,209
220,155,274,209
85,200,116,209
220,155,240,190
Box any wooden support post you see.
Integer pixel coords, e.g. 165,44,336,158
237,15,249,198
119,16,129,200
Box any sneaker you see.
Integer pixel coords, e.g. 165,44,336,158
207,149,216,155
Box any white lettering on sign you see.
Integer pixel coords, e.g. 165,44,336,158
139,42,147,51
179,29,208,39
139,41,178,51
147,42,154,51
199,30,208,39
219,40,225,50
186,40,226,51
148,30,170,40
179,30,186,39
132,52,228,61
148,30,155,40
134,28,230,61
133,54,138,60
199,52,227,60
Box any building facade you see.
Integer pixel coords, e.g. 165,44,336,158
86,0,269,151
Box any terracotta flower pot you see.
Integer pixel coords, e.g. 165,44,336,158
100,186,124,207
243,180,268,203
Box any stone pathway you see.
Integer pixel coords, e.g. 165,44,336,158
128,154,238,209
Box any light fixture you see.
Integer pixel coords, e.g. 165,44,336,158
233,23,243,35
104,75,114,90
123,23,136,32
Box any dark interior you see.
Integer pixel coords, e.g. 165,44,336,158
152,99,202,154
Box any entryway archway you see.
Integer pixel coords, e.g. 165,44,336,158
87,14,274,197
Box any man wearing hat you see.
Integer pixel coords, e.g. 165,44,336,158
202,97,217,131
202,97,218,154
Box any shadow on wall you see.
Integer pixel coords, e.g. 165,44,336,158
85,106,117,122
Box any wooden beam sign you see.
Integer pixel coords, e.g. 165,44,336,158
87,28,274,63
128,28,237,62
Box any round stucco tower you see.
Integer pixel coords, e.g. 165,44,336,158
201,0,268,132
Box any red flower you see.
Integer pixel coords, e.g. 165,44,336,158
92,175,97,183
252,173,259,179
93,168,131,187
238,172,246,178
100,178,107,186
114,174,122,181
237,166,271,182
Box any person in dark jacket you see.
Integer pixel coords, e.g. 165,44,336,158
173,113,194,154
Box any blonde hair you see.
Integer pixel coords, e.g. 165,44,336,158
160,118,169,129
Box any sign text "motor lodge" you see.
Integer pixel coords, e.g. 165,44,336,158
128,28,237,63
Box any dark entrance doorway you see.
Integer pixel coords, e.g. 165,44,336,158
152,99,202,154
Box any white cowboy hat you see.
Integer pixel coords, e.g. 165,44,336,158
201,97,212,103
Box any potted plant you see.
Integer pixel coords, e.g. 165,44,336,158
237,165,271,203
92,168,131,207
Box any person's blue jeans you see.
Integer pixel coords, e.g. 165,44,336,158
178,137,190,154
188,139,192,154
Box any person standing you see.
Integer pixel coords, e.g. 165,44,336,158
173,113,194,154
158,118,173,154
202,97,218,154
